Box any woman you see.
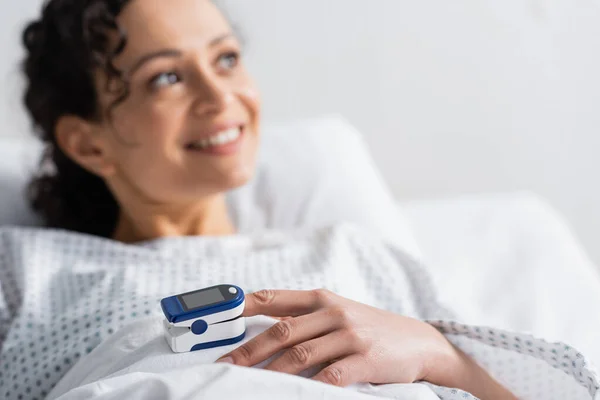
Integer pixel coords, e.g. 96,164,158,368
0,0,595,399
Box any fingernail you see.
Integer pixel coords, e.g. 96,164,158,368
217,356,234,364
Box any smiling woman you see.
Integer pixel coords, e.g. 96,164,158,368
6,1,597,400
23,0,260,241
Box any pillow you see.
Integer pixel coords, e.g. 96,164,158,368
0,136,43,227
0,115,421,257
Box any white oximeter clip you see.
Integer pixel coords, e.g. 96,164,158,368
160,284,246,353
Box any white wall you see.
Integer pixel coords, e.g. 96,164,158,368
222,0,600,264
0,0,39,137
3,0,600,264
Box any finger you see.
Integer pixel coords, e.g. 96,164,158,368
312,355,370,387
218,308,338,367
264,328,360,375
243,289,333,317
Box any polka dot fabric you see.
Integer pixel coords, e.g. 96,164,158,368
0,225,597,400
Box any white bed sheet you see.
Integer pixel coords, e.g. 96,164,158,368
402,192,600,365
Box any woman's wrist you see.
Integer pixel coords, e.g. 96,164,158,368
421,328,518,400
420,327,466,386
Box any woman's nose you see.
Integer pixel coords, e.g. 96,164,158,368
191,73,234,116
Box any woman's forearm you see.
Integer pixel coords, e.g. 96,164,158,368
424,342,518,400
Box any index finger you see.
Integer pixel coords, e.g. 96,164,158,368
243,289,325,317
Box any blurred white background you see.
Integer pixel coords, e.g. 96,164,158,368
2,0,600,264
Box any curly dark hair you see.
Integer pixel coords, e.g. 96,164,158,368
22,0,133,238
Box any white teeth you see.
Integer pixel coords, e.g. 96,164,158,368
188,127,241,150
227,129,238,140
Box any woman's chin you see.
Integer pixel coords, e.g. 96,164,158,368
222,150,258,190
205,164,257,193
224,167,255,191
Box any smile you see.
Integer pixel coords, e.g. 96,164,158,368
186,127,242,151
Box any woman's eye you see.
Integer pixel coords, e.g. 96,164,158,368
149,72,181,89
217,52,240,71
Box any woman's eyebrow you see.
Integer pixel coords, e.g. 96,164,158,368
209,33,235,47
126,33,235,77
127,49,182,76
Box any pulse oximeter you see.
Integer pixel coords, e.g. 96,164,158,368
160,284,246,353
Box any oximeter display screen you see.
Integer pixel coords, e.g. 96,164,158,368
180,288,225,310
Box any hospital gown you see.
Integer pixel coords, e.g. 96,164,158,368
0,224,597,400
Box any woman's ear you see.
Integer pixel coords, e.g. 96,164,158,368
55,116,117,178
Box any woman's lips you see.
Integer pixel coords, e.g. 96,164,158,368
185,125,245,156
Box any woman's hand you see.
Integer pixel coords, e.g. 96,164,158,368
216,289,456,387
217,289,518,399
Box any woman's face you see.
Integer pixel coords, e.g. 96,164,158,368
93,0,260,205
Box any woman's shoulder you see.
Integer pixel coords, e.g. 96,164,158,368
0,226,136,262
0,222,402,260
0,225,111,244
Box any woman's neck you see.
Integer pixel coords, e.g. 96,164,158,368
112,195,235,243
